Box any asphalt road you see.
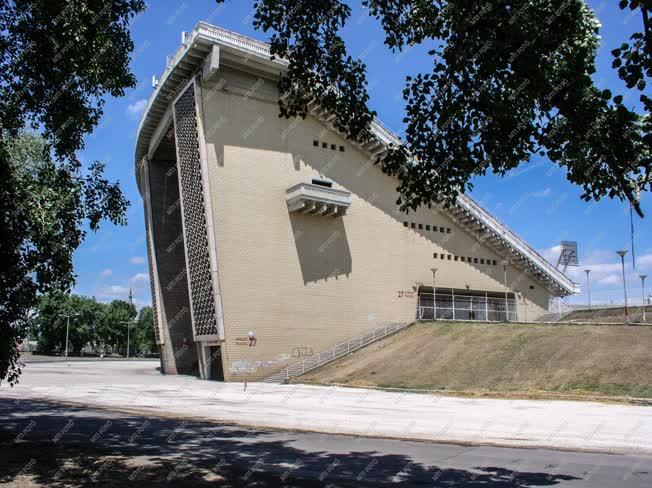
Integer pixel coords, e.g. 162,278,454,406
1,397,651,487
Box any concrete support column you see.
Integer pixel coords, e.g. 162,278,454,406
148,158,199,376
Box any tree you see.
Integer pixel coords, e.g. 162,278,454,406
216,0,650,215
133,306,157,355
31,294,153,356
30,293,101,355
0,1,145,384
98,299,137,355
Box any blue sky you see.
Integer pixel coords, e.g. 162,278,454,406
73,0,651,308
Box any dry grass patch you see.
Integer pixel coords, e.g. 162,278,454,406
299,321,652,399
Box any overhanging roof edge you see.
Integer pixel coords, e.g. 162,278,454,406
134,22,576,296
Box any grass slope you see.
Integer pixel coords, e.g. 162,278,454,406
300,321,652,398
562,306,651,324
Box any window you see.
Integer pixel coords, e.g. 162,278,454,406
480,258,485,264
339,145,345,152
411,222,416,229
454,256,459,261
439,227,445,233
529,285,535,289
460,256,465,262
447,254,452,260
446,228,451,234
468,257,472,263
313,140,319,147
492,260,497,266
404,222,408,227
331,144,336,150
418,223,423,230
426,224,431,231
474,257,479,264
322,142,328,148
440,253,446,259
312,178,332,188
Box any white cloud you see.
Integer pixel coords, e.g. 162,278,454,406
130,273,149,283
99,268,112,278
99,285,130,297
638,253,652,269
539,244,561,264
126,99,148,119
597,274,621,286
531,187,552,198
130,256,146,265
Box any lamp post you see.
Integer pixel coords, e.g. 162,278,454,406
501,260,510,321
584,269,591,310
58,313,79,358
616,250,629,324
430,268,437,320
640,274,647,323
120,320,135,359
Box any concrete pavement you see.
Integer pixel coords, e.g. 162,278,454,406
1,360,651,455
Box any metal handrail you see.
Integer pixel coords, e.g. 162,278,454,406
456,195,575,293
262,321,410,383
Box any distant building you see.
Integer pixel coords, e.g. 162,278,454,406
135,23,576,381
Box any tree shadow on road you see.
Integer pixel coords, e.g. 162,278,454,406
0,398,580,487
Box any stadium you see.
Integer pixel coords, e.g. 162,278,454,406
135,23,576,381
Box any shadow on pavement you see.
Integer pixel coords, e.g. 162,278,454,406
0,398,580,487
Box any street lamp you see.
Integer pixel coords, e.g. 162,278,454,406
430,268,437,320
616,250,629,324
120,320,135,359
501,260,510,321
640,274,648,323
58,313,79,358
584,269,591,310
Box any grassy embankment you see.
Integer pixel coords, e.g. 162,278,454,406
299,321,652,399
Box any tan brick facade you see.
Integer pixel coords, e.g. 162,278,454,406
138,24,572,382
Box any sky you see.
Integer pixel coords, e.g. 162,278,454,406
73,0,651,308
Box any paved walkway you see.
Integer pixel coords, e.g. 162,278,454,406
1,361,651,454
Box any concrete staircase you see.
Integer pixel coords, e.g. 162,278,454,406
262,321,411,383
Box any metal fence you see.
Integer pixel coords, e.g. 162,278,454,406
263,321,410,383
417,292,517,322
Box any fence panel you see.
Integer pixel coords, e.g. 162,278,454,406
417,292,517,322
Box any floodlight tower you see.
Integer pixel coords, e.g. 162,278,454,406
556,241,579,274
554,241,579,317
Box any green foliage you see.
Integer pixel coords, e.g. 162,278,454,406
134,306,157,355
217,0,650,216
0,1,145,385
31,293,104,355
30,293,157,356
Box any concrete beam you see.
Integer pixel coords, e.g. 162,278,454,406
202,45,220,80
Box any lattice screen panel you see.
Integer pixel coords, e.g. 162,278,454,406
144,211,163,345
173,85,219,338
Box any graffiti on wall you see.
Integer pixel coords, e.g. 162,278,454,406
397,290,416,298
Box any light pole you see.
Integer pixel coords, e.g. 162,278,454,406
501,260,510,321
584,269,591,310
430,268,437,320
640,274,647,323
616,250,629,324
120,320,135,359
58,313,79,358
